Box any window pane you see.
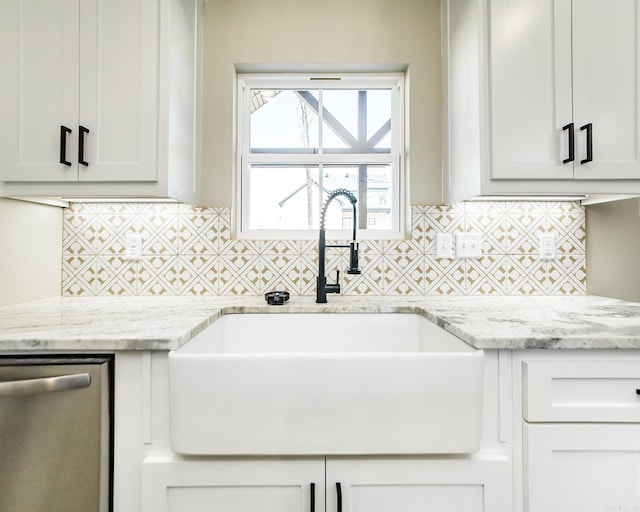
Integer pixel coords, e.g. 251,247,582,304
248,165,320,230
322,90,392,153
322,90,358,151
250,90,319,151
367,90,392,151
322,164,393,231
247,164,394,232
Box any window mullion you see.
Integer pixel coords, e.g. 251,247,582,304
318,88,324,155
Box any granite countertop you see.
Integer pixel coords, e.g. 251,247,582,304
0,295,640,351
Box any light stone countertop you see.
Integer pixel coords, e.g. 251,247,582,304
0,295,639,351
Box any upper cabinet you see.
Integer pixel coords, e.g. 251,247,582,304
443,0,640,203
0,0,200,203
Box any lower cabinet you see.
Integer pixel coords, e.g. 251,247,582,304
326,458,510,512
521,354,640,512
142,458,324,512
525,424,640,512
142,456,511,512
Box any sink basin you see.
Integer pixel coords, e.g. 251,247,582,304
168,312,484,455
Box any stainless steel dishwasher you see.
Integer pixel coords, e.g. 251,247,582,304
0,356,113,512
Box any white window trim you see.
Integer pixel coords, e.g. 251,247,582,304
234,72,406,241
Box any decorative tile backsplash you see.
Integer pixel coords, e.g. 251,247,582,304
62,201,586,296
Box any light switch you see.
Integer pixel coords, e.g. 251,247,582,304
456,233,482,258
435,233,453,259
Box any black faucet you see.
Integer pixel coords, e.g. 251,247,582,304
316,189,361,303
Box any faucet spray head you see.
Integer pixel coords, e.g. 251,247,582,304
320,188,357,230
319,189,360,275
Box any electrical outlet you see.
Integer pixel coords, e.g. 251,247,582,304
456,233,482,258
539,233,556,260
125,234,142,260
435,233,453,259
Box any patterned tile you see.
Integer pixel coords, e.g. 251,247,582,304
465,212,508,255
505,212,548,255
62,255,97,296
299,254,319,296
424,257,466,295
94,214,138,255
425,208,465,255
96,257,137,296
178,207,217,255
218,254,261,295
137,255,181,295
411,205,428,252
383,253,425,295
465,255,509,295
507,255,548,295
60,201,587,297
546,254,587,295
260,249,302,295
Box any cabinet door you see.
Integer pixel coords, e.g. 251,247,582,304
572,0,640,180
489,0,574,180
0,0,80,182
326,458,511,512
78,0,159,182
142,458,325,512
526,424,640,512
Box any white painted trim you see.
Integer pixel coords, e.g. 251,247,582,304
235,72,405,240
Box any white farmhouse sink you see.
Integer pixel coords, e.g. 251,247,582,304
168,312,484,455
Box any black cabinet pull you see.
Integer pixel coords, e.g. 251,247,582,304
562,123,574,164
59,125,72,166
310,483,315,512
336,482,342,512
580,123,593,164
78,125,90,166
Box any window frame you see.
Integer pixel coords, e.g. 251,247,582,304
235,72,406,240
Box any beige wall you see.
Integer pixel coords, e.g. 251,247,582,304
200,0,442,206
0,198,62,306
586,198,640,302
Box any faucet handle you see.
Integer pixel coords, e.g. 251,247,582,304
324,270,341,294
347,241,361,275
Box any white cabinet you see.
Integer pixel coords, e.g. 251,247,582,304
520,355,640,512
488,0,573,181
0,0,200,203
491,0,640,182
325,458,511,512
131,350,512,512
443,0,640,202
142,457,511,512
525,424,640,512
142,458,324,512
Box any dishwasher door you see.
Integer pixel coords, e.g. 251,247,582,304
0,357,112,512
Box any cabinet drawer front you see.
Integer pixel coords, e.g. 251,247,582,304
525,423,640,512
523,361,640,422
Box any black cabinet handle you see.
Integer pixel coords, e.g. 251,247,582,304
59,125,72,166
580,123,593,164
562,123,574,164
336,482,342,512
78,125,90,166
310,483,315,512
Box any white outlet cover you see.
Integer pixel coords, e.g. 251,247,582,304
125,234,142,260
539,233,556,260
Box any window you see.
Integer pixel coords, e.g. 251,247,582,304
236,73,405,239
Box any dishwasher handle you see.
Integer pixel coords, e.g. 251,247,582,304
0,373,91,398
